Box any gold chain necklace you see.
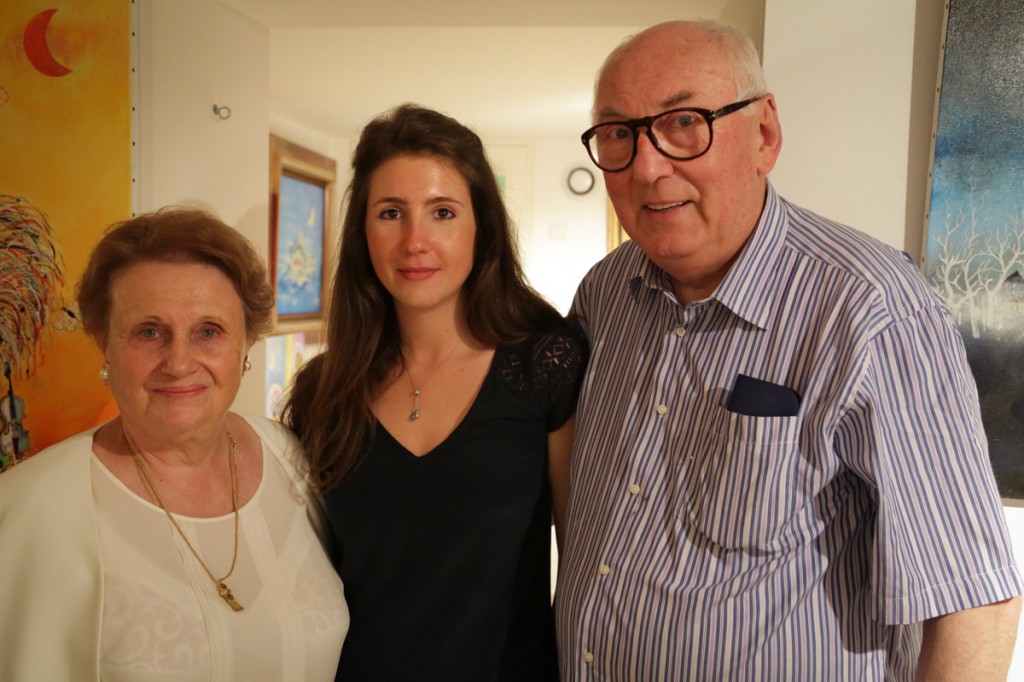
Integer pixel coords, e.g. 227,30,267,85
404,342,459,421
128,428,244,612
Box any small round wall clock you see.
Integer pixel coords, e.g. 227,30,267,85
567,167,595,195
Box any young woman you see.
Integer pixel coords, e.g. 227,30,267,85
284,104,586,681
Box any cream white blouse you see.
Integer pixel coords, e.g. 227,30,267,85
90,416,348,682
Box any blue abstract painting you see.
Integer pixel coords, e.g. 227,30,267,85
275,173,325,317
924,0,1024,499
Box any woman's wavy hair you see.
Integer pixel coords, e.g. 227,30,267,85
76,207,274,344
283,103,560,491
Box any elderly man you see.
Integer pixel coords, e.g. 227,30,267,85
556,19,1022,681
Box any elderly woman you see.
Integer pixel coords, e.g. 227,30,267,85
0,208,348,681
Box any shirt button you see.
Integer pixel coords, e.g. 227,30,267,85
656,404,667,415
598,564,611,576
674,326,686,337
628,484,641,495
584,652,594,663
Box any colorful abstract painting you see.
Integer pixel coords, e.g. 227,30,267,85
0,1,129,466
275,173,326,318
924,0,1024,499
264,332,307,419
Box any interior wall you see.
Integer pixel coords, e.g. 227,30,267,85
137,0,269,415
517,138,610,314
762,0,916,250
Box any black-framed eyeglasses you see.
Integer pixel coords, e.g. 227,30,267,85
581,97,760,172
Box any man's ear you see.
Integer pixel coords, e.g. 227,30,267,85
755,94,783,176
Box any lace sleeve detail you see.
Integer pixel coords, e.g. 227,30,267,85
496,320,589,432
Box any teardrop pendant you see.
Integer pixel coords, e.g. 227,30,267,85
410,388,421,421
404,343,458,422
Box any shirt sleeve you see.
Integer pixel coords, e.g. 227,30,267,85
568,271,591,338
838,303,1023,624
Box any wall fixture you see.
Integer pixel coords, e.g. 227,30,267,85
567,166,595,195
212,104,232,120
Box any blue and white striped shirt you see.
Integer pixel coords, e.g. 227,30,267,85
556,184,1023,681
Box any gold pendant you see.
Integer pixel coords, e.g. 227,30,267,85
217,582,244,611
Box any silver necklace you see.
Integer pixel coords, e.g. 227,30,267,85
404,343,459,421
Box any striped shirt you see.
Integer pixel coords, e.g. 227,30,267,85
556,184,1023,681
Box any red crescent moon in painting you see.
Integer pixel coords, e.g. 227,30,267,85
23,9,72,77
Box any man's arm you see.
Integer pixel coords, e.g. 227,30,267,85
916,597,1022,681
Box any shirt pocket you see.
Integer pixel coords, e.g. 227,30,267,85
679,406,805,551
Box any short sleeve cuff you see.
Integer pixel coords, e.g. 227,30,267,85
880,564,1024,624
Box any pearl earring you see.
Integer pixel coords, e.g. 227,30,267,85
99,363,110,383
243,357,252,373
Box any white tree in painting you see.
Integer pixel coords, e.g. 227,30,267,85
929,181,1024,339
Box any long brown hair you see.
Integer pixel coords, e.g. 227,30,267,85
283,104,560,491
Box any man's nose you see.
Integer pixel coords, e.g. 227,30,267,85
630,130,675,181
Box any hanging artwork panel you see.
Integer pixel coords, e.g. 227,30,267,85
269,134,336,326
0,1,129,467
924,0,1024,500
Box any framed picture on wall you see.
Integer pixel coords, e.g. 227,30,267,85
922,0,1024,503
269,134,337,327
607,198,629,252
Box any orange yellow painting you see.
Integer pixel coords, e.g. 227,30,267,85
0,0,129,467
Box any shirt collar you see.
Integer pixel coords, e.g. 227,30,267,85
712,182,788,330
627,182,788,330
629,248,673,299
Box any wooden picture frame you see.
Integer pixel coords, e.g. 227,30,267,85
269,134,336,328
607,198,628,252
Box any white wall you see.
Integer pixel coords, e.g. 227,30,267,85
763,1,1024,675
521,138,610,314
137,0,269,414
487,138,607,314
763,0,916,250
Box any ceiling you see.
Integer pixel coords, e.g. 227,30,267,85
218,0,759,139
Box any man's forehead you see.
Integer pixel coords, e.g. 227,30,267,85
595,90,697,120
594,60,735,120
595,34,733,115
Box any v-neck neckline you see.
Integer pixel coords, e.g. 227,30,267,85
374,354,497,459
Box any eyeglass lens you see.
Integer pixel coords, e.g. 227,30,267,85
586,109,713,171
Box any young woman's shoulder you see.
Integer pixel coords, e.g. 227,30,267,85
516,317,588,368
498,318,589,430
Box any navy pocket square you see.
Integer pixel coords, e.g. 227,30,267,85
727,374,800,417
